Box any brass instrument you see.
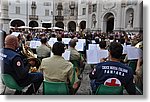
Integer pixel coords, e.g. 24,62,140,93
21,43,41,72
21,43,35,58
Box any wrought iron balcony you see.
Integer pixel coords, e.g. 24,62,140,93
29,15,38,20
31,1,37,9
55,16,64,21
69,3,75,9
57,3,63,10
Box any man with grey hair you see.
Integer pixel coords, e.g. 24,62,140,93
68,39,85,78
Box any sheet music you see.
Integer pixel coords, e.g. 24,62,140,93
88,44,100,50
11,32,20,37
86,50,99,64
91,40,96,44
48,41,54,47
30,41,41,49
49,38,57,43
86,49,109,64
127,46,140,60
75,42,84,51
123,45,127,54
99,50,109,61
62,50,70,60
50,50,70,61
62,38,71,44
78,39,86,44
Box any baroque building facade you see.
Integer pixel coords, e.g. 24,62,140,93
0,0,143,34
8,0,54,28
77,0,143,33
53,0,143,33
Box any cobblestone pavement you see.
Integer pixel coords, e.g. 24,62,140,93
76,64,92,95
0,63,141,95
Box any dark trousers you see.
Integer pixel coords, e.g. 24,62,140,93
90,79,97,94
19,72,43,95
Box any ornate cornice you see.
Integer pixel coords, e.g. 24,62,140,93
103,1,116,11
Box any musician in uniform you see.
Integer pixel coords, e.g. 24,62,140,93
41,42,80,94
68,39,85,77
1,35,43,95
89,42,136,95
36,37,51,62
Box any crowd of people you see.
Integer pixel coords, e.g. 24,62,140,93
0,29,143,95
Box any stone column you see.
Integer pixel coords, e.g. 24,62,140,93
0,0,11,34
114,2,123,32
120,4,126,31
134,1,143,32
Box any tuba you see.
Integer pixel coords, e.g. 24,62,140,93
21,43,35,58
21,43,41,72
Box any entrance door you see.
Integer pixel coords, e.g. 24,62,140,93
55,22,64,29
10,19,25,27
68,21,76,32
29,21,38,27
103,13,114,33
80,21,86,31
107,17,114,33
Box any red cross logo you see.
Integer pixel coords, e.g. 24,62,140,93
104,78,121,86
